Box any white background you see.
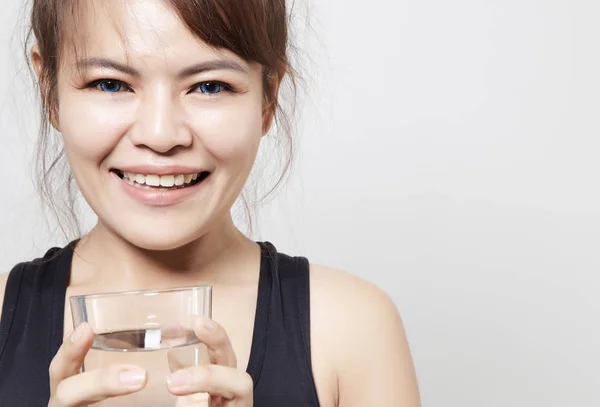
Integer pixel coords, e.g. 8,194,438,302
1,1,599,406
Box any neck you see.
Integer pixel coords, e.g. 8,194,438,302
72,214,260,290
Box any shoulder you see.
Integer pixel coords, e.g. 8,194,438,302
0,262,27,322
309,263,402,338
0,263,21,324
309,264,421,406
0,243,74,320
0,272,8,316
309,262,399,312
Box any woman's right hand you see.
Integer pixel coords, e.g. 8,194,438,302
48,323,148,407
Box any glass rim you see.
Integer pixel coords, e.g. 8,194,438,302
69,285,212,301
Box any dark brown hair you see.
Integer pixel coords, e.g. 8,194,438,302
27,0,300,237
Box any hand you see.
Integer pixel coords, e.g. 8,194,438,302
48,323,148,407
167,317,253,407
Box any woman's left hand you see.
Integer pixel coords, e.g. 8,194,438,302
168,317,253,406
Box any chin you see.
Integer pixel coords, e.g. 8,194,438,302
114,222,208,252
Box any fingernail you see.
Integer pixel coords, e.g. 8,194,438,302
71,324,86,344
167,369,192,388
119,368,146,388
203,318,216,332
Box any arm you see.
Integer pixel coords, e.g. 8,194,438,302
311,266,421,407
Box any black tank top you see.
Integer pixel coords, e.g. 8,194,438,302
0,241,321,407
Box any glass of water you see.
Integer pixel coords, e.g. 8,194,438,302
70,286,212,407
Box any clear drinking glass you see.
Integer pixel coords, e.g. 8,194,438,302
70,286,212,407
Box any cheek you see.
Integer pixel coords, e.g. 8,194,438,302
188,100,264,163
58,90,132,165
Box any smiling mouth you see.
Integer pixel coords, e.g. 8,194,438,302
112,170,211,190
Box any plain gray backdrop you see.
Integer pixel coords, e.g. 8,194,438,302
1,0,599,406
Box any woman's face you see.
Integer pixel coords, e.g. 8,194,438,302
51,0,266,250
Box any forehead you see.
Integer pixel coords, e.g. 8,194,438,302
62,0,249,71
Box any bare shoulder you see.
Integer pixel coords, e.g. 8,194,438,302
309,263,398,315
310,264,404,340
0,272,9,317
309,264,406,348
309,264,421,407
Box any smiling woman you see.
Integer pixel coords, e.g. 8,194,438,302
0,0,420,406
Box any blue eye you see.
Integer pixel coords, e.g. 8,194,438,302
197,82,223,95
97,80,124,93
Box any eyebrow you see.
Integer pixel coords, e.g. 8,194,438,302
75,58,248,78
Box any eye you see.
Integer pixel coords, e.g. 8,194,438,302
194,82,227,95
90,79,128,93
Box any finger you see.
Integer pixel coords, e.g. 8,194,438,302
63,329,73,341
49,323,95,393
167,364,253,400
49,364,147,407
174,392,210,407
194,317,236,368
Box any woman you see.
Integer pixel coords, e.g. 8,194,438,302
0,0,420,406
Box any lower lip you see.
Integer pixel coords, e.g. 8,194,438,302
112,172,207,207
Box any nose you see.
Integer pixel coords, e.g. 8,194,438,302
128,85,192,153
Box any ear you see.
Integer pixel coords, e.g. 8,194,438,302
31,45,60,131
261,70,283,136
31,45,43,78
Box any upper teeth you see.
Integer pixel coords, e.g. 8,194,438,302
122,172,199,187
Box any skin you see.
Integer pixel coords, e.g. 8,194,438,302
0,0,421,406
